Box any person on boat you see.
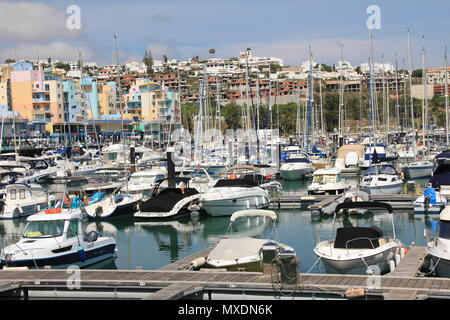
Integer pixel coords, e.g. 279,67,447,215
63,195,72,209
424,183,437,209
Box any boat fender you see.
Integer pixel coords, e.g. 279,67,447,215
77,246,86,262
389,260,396,273
402,247,409,256
400,247,405,259
190,257,206,268
395,253,401,266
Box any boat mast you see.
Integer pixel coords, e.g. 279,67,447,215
445,46,449,147
394,54,401,131
338,43,344,137
421,36,428,156
306,45,313,153
406,30,416,156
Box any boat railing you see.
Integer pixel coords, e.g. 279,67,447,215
0,233,22,252
345,237,378,256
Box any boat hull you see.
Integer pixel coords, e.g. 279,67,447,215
317,247,399,275
429,255,450,278
1,243,116,269
360,182,403,195
202,196,270,217
403,166,433,179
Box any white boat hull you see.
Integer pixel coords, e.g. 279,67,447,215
202,196,270,217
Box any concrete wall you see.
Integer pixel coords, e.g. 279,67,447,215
411,84,434,100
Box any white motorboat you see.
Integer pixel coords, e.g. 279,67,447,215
402,160,433,179
84,192,142,219
127,169,166,198
279,153,313,181
307,168,351,195
134,177,201,219
426,206,450,277
413,185,447,215
200,179,270,217
314,202,404,275
360,164,403,195
0,209,116,269
198,210,296,272
0,183,52,220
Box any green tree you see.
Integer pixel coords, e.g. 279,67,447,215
321,64,333,72
222,103,242,129
4,58,16,64
412,69,423,77
143,50,154,75
54,62,70,72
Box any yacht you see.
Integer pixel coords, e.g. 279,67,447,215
0,210,116,268
0,183,52,220
402,160,433,179
426,206,450,277
314,202,404,274
430,153,450,197
307,168,351,195
127,169,166,198
134,177,201,219
360,164,403,195
279,153,314,181
200,179,270,217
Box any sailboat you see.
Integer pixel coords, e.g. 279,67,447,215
403,36,433,179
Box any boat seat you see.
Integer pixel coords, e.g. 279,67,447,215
83,231,101,243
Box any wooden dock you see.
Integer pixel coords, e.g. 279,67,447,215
270,193,417,211
384,246,429,300
0,245,447,300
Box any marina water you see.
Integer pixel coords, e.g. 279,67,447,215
0,176,438,273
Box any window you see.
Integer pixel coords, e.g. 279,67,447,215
10,189,16,200
19,189,26,200
22,220,65,238
66,220,79,238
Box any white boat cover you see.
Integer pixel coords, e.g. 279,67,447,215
207,237,269,261
230,209,277,222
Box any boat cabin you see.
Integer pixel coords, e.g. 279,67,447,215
5,183,33,202
333,226,384,249
312,169,343,185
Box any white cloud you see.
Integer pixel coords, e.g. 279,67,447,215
0,42,95,62
0,0,83,42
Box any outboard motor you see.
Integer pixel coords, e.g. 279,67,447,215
83,231,101,243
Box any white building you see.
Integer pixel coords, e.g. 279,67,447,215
360,62,395,74
239,49,284,67
426,67,450,84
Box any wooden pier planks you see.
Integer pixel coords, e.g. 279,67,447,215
390,246,427,278
143,283,204,300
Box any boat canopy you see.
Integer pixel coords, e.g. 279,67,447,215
214,179,258,188
27,211,82,221
333,226,383,249
363,164,398,176
336,145,365,159
230,209,277,222
207,237,270,261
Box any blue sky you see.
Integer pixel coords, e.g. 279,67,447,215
0,0,448,68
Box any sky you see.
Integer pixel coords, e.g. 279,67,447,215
0,0,448,69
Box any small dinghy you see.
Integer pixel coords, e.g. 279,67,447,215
314,202,404,275
0,209,116,269
413,184,447,215
84,192,142,219
198,209,296,272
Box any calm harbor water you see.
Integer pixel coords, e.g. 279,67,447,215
0,175,440,273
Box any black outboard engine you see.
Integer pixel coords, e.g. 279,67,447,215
83,231,101,243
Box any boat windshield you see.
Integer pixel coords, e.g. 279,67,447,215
312,174,336,184
364,165,397,176
129,175,160,183
22,220,65,238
